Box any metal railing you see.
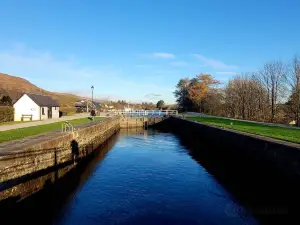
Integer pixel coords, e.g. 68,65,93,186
61,121,74,132
110,110,178,117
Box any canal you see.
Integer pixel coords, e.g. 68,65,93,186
2,129,294,225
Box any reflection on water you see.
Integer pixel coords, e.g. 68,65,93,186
1,129,298,225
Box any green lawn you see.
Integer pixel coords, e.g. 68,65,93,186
0,117,104,143
188,116,300,144
0,120,34,126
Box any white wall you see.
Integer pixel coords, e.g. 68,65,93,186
52,106,60,119
40,106,48,120
14,94,40,121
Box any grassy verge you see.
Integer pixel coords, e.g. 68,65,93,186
0,117,104,143
0,121,34,126
188,116,300,144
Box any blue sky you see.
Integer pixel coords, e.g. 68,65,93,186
0,0,300,103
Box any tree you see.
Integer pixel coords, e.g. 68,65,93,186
256,60,287,122
0,96,12,106
174,78,193,112
224,74,269,121
202,88,225,116
174,75,220,113
188,74,220,112
286,55,300,126
156,100,165,109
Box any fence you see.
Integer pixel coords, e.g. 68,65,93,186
109,110,178,117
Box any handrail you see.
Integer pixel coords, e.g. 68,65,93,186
109,110,178,117
61,121,74,132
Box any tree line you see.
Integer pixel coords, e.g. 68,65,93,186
174,55,300,126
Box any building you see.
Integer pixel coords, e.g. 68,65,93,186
75,100,88,113
13,93,60,121
75,99,99,113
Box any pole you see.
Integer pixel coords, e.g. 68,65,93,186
92,88,94,110
91,85,94,120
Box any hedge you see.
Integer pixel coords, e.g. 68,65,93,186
0,106,14,122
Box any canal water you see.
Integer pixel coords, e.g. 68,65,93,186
51,129,258,225
3,129,294,225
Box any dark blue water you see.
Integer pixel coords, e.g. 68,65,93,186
51,129,258,225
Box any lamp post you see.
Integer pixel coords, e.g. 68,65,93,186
91,85,94,110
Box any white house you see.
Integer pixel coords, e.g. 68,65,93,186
13,93,60,121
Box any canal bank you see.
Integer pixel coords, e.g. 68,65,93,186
1,128,261,225
154,117,300,224
0,117,120,199
0,116,167,203
156,117,300,180
1,116,300,224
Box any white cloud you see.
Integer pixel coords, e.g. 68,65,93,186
193,54,238,70
170,61,188,67
215,71,237,75
140,52,175,59
153,52,175,59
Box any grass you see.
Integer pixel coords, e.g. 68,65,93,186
0,117,104,143
0,120,34,126
188,116,300,144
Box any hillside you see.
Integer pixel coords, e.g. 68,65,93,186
0,73,80,110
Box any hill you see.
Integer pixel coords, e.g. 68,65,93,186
0,73,80,111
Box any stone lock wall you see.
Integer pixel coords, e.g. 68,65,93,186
0,117,120,184
157,117,300,180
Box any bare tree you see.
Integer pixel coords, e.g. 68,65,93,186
286,55,300,126
256,61,287,122
223,74,269,121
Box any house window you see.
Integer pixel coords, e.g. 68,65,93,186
42,107,45,115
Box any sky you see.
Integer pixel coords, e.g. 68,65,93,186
0,0,300,104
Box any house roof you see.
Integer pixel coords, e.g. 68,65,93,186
26,93,59,107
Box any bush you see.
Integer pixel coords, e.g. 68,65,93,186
0,106,14,122
0,95,12,106
67,111,76,116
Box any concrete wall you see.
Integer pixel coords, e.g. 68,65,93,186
13,94,40,121
0,117,120,183
158,117,300,180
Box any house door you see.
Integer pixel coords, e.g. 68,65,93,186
48,107,52,119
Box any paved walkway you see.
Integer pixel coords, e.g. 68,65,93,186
0,113,90,131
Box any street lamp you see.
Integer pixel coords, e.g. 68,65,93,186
91,85,94,110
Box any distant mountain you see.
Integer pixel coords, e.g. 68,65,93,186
0,73,80,109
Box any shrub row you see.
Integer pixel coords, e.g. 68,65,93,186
0,106,14,122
